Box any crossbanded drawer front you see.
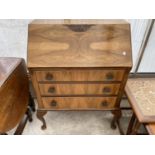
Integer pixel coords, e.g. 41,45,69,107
41,97,117,110
39,83,120,96
36,70,124,82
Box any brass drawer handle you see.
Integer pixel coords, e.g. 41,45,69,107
50,100,57,107
102,87,111,93
48,87,56,93
106,72,114,80
45,73,53,80
101,101,108,107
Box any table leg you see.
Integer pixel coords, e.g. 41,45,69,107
29,92,35,112
14,115,28,135
131,118,141,135
126,112,136,135
37,110,47,130
14,107,33,135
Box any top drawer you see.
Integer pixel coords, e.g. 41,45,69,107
36,69,125,82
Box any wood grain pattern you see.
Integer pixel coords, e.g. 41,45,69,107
27,20,132,129
41,97,117,110
28,20,132,68
30,70,44,108
0,58,28,133
36,69,125,82
39,83,120,96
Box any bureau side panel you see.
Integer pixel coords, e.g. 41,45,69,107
29,70,44,108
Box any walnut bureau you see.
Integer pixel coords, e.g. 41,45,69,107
27,19,132,131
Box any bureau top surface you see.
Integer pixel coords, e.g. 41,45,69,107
27,19,132,68
0,57,21,87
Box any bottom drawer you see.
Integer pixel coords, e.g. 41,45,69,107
41,97,117,110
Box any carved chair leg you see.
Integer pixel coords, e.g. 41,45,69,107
37,110,47,130
126,112,136,135
29,92,35,112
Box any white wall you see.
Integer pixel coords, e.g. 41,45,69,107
128,19,149,72
0,19,32,61
138,21,155,72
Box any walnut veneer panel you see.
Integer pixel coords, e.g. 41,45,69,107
28,20,132,68
125,78,155,123
36,70,125,82
39,83,120,96
41,97,117,110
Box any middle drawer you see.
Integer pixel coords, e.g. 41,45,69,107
39,83,120,96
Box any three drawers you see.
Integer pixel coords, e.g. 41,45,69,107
35,69,124,110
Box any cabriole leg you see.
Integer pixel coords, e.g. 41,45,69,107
36,110,47,130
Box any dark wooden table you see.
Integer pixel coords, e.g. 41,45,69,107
0,57,35,135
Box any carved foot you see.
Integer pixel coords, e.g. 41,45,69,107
111,110,124,134
37,110,47,130
111,117,117,129
111,110,120,130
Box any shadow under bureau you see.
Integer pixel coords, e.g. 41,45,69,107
27,19,132,132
